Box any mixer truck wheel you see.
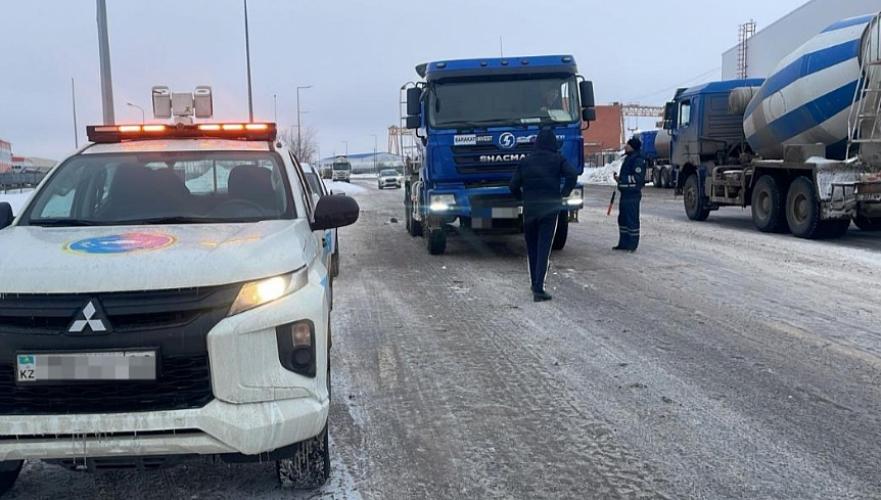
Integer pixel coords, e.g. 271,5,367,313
427,227,447,255
684,174,710,221
786,177,825,239
751,175,788,233
552,214,569,251
660,168,672,189
854,214,881,231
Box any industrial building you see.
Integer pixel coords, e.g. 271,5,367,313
722,0,881,79
583,104,624,158
0,140,11,173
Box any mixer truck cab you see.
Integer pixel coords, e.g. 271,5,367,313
664,12,881,238
402,55,596,255
0,87,360,496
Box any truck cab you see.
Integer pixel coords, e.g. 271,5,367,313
402,55,596,254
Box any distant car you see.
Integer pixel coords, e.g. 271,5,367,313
377,169,401,190
302,163,341,278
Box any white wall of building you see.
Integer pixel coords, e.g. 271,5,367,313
722,0,881,79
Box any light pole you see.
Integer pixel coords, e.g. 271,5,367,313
342,141,348,156
371,134,378,174
296,85,312,155
71,78,79,149
273,94,277,123
243,0,254,122
96,0,115,125
126,102,145,124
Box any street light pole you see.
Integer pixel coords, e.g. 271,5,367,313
371,134,378,174
96,0,115,125
273,94,277,123
342,141,348,156
243,0,254,122
296,85,312,155
71,78,79,149
126,102,145,124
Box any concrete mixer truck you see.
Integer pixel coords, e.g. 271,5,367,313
663,13,881,238
638,129,675,188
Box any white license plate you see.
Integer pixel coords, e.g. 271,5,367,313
491,207,521,219
16,351,157,383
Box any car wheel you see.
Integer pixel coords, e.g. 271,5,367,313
0,461,23,496
683,174,710,221
277,425,331,489
552,213,569,251
751,175,788,233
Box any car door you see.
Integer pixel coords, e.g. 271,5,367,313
290,155,333,277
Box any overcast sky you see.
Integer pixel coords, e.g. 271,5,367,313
2,0,807,160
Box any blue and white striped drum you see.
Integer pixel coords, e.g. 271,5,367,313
744,13,880,160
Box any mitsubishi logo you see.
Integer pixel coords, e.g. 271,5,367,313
499,132,516,150
68,300,111,335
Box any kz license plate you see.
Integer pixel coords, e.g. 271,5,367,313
16,351,157,383
491,207,522,219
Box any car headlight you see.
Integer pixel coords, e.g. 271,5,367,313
429,194,456,212
228,268,309,316
566,188,584,206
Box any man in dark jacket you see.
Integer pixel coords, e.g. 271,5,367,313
614,137,647,251
510,128,579,302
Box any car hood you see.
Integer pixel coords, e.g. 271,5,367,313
0,220,314,294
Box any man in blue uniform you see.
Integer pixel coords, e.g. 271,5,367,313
614,137,646,252
510,128,579,302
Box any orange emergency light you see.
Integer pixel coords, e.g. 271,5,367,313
86,122,277,143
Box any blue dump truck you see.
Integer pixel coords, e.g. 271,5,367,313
662,12,881,239
402,55,596,254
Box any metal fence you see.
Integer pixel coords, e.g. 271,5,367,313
0,172,45,191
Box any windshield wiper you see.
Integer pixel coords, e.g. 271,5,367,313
113,216,266,225
28,218,106,227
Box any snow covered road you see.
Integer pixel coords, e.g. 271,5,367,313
8,181,881,499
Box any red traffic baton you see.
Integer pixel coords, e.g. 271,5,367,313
606,190,617,216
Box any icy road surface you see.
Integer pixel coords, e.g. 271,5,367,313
9,181,881,499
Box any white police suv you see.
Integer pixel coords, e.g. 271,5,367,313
0,94,358,494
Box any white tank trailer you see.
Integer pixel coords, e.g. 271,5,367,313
676,12,881,237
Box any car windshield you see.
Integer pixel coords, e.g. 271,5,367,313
21,151,293,226
428,76,579,128
380,170,398,176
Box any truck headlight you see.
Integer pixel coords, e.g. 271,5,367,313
429,194,456,212
566,188,584,207
229,268,308,316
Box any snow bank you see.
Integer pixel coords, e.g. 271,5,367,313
0,189,34,215
325,180,367,195
580,158,623,186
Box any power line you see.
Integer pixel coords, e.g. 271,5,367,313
628,66,722,103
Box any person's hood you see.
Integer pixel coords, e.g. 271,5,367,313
0,220,315,294
535,129,558,152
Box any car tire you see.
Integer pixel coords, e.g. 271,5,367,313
854,214,881,231
277,425,331,490
427,227,447,255
552,213,569,251
751,175,788,233
0,461,23,497
786,176,827,239
683,173,710,221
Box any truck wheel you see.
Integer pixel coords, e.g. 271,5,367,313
277,425,330,489
427,228,447,255
652,168,661,187
660,168,672,189
404,187,423,237
0,461,23,496
786,176,825,239
751,175,788,233
854,215,881,231
552,213,569,251
684,174,710,221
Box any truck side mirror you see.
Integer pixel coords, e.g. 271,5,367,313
663,101,677,130
405,115,421,130
0,202,13,230
406,87,422,117
582,108,596,122
579,81,596,109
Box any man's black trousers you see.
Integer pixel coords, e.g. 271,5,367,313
524,211,558,293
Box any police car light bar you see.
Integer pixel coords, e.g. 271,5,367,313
86,122,277,143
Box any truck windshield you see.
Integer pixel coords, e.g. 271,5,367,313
428,76,579,129
333,162,351,171
21,151,294,227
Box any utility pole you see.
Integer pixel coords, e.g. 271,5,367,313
71,78,79,149
371,134,378,174
244,0,254,122
296,85,312,156
273,94,278,123
96,0,115,125
342,141,348,156
499,36,504,57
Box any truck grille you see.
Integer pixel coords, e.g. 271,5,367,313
452,144,533,174
0,285,239,415
0,354,212,415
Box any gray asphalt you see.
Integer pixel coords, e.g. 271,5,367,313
10,180,881,499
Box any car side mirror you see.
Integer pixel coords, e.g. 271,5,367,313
312,194,359,230
579,81,596,109
582,108,596,122
406,87,422,117
663,101,677,130
0,202,13,230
